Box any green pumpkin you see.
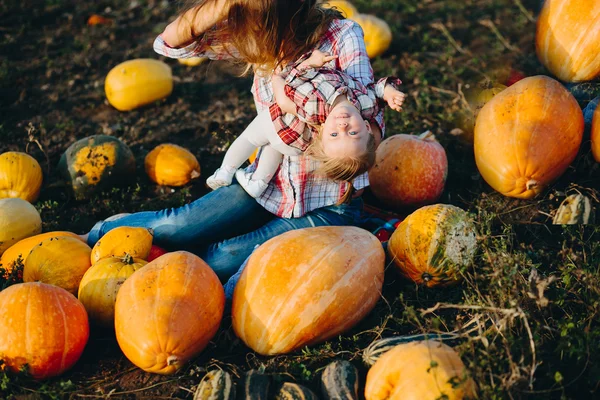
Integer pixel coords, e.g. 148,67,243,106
194,370,236,400
243,370,271,400
320,360,359,400
274,383,318,400
57,135,135,200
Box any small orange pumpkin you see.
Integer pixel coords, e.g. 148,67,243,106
115,251,224,374
0,152,43,203
0,282,89,379
387,204,477,287
536,1,600,82
365,340,477,400
474,75,584,199
91,226,153,263
352,14,392,58
144,143,201,187
232,226,384,355
591,104,600,162
78,255,147,327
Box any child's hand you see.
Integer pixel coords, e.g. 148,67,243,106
383,85,406,112
299,50,338,69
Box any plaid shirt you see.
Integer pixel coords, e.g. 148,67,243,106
270,66,401,151
154,19,385,218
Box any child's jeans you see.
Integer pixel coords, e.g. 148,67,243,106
87,183,364,281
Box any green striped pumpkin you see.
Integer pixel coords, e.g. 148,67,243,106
194,370,236,400
320,360,358,400
363,333,461,366
552,194,595,225
274,383,318,400
243,369,271,400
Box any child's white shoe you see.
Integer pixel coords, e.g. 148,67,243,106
206,166,236,190
235,169,268,198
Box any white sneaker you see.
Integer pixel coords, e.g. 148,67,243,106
206,166,236,190
235,169,268,198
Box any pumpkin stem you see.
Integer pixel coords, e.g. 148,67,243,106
418,130,435,141
122,253,134,264
190,169,201,179
526,179,538,191
422,273,433,282
167,355,178,366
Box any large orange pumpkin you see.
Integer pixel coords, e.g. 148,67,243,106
474,75,584,199
91,226,153,263
368,131,448,209
364,340,477,400
78,255,148,327
0,282,89,379
23,236,92,295
114,251,224,374
591,104,600,163
0,231,84,276
536,1,600,82
387,204,477,287
232,226,385,355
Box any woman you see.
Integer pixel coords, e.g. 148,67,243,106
86,0,387,281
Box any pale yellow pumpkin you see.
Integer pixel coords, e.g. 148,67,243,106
23,236,92,295
0,231,84,275
474,76,583,199
536,0,600,82
0,198,42,255
365,341,477,400
144,144,201,187
90,226,153,263
0,152,43,203
78,255,147,327
232,226,385,355
320,0,358,18
105,59,173,111
352,14,392,58
178,57,208,67
115,251,225,374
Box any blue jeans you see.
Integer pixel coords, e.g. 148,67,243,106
88,183,364,281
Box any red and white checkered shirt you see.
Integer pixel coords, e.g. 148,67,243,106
270,66,401,151
154,19,386,218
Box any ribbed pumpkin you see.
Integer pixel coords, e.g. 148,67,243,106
474,76,584,199
194,370,236,400
592,102,600,162
105,59,173,111
352,14,392,58
0,152,43,203
232,226,385,355
91,226,153,263
364,341,477,400
321,0,358,18
114,251,225,374
57,135,136,200
275,383,319,400
552,194,594,225
178,57,208,67
388,204,477,287
0,231,83,276
145,144,201,187
454,83,507,143
536,0,600,82
24,236,92,295
321,360,359,400
368,131,448,209
0,198,42,256
78,255,147,327
0,282,89,379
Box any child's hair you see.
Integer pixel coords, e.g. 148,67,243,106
181,0,342,75
306,126,377,204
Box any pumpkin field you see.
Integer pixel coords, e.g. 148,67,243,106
2,0,600,398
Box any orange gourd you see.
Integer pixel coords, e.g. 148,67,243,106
368,131,447,209
114,251,224,374
232,226,385,355
352,14,392,58
536,0,600,82
592,105,600,162
0,282,89,379
23,236,92,295
144,144,201,187
78,255,147,327
0,198,42,256
365,341,477,400
0,152,43,203
474,76,583,199
387,204,477,287
91,226,153,263
0,231,84,276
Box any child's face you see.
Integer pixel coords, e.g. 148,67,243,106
321,103,371,159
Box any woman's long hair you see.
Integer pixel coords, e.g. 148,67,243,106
181,0,342,75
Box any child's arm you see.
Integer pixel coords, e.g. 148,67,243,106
372,77,405,112
297,50,338,70
161,0,230,48
272,74,298,116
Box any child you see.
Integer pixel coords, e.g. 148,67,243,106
206,49,405,198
